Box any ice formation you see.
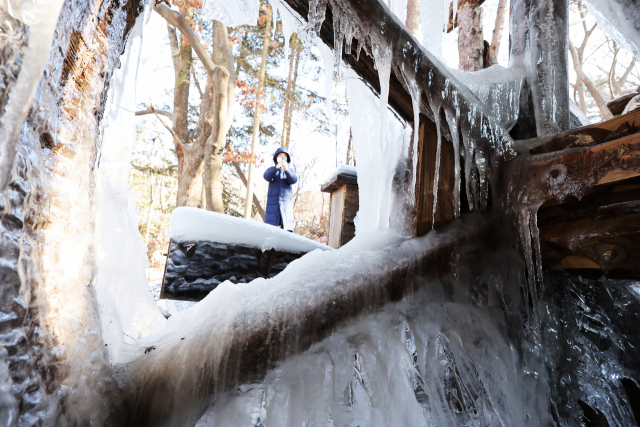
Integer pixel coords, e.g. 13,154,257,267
95,15,168,364
169,207,331,253
0,0,65,191
584,0,640,61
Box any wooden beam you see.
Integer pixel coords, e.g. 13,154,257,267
525,107,640,154
607,91,638,116
538,179,640,269
109,214,498,425
507,129,640,210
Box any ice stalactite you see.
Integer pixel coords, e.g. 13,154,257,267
371,41,392,155
298,0,327,43
443,108,461,217
431,107,442,227
95,14,167,364
315,38,335,128
400,65,421,206
0,0,65,192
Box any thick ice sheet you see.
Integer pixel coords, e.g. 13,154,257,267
169,207,332,253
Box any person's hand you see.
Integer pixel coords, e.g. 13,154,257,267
283,162,289,172
276,162,282,169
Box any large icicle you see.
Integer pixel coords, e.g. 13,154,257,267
95,15,167,363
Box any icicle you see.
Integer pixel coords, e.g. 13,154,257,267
461,132,478,211
268,0,279,38
279,5,299,63
315,38,335,127
371,40,392,154
444,109,461,217
431,107,442,228
298,0,327,43
400,66,421,203
332,4,344,78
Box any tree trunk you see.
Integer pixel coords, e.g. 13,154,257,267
205,67,230,212
489,0,507,62
457,0,485,71
282,37,302,149
406,0,420,37
244,7,272,219
281,34,297,148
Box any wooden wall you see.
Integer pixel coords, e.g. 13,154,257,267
415,117,456,236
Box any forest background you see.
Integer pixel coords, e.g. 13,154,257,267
132,0,640,281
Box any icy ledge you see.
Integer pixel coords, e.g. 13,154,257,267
168,207,332,252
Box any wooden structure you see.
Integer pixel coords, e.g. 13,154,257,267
321,169,359,248
506,107,640,270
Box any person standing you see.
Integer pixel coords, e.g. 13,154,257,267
263,147,298,231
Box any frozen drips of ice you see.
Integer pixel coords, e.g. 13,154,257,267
94,15,167,363
0,0,65,191
202,0,260,27
400,65,421,202
346,68,410,233
371,41,392,153
267,0,302,62
449,65,525,132
194,249,553,427
315,38,335,127
298,0,327,43
443,109,461,217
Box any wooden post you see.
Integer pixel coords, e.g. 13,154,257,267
321,171,359,248
415,118,455,236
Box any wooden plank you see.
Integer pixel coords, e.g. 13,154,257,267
320,173,358,193
537,177,640,270
341,184,359,246
529,107,640,154
507,130,640,211
328,186,345,249
415,118,456,236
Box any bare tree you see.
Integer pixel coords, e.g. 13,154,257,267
137,2,234,213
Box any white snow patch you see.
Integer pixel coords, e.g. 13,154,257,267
168,207,332,253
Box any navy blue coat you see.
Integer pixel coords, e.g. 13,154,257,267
263,147,298,231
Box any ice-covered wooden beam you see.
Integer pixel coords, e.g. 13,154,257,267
108,214,498,426
506,129,640,270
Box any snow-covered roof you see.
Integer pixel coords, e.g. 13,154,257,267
168,207,331,253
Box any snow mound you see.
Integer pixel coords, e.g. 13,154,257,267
168,207,332,253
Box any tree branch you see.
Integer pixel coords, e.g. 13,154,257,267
191,66,203,98
136,105,174,121
569,39,614,120
153,3,226,77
